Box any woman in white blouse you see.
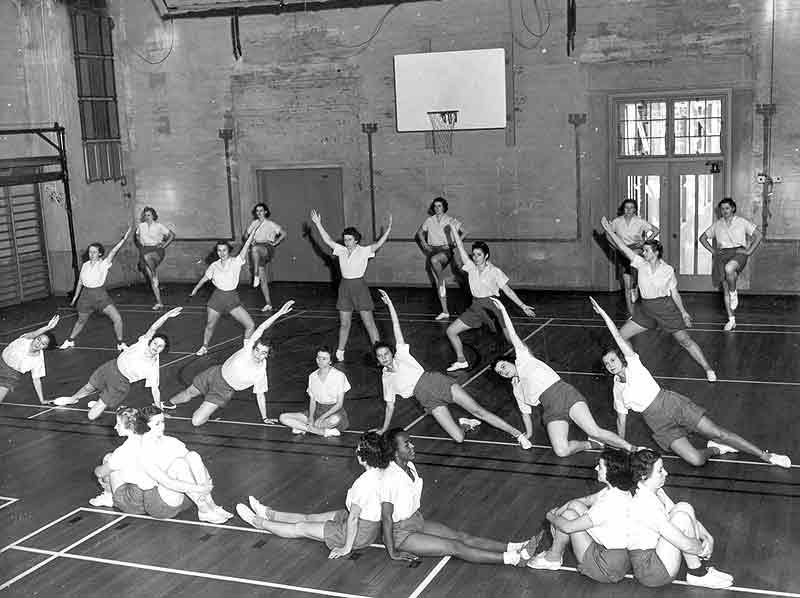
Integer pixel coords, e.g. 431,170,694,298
593,297,791,468
245,203,286,312
0,315,59,404
279,346,350,437
380,428,541,566
236,432,391,559
135,207,175,311
190,224,260,356
60,227,132,351
601,217,716,382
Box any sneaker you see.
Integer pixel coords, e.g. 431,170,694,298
707,567,734,582
517,434,533,450
518,530,546,561
723,318,736,332
89,491,114,507
253,276,261,288
527,551,562,570
686,569,733,589
88,400,98,409
291,428,306,435
435,312,450,321
708,440,738,455
458,417,481,431
59,339,75,350
213,506,234,521
52,396,79,406
335,350,345,362
324,428,342,437
116,342,128,351
768,453,792,468
199,508,233,525
248,496,274,520
161,402,177,410
195,346,208,356
236,503,258,526
446,360,469,372
152,303,164,311
261,304,273,312
729,290,738,310
706,370,717,382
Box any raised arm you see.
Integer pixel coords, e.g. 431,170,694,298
238,222,261,257
589,297,635,358
499,284,536,318
21,315,60,340
601,217,638,262
143,307,182,339
310,210,339,251
106,226,132,262
452,227,471,265
642,222,659,244
378,289,404,345
489,298,527,354
251,300,294,340
369,213,392,253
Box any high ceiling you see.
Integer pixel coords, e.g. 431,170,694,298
153,0,435,19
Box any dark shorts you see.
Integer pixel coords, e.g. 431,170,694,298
336,278,374,312
712,247,748,287
577,542,630,583
457,296,503,332
631,297,686,333
393,511,426,549
0,358,22,392
192,365,236,408
630,548,676,587
207,288,242,315
540,380,585,426
643,388,707,451
112,484,192,519
251,243,276,268
428,245,454,264
323,509,380,550
77,286,113,314
616,245,642,280
138,246,165,274
413,371,455,413
88,360,131,410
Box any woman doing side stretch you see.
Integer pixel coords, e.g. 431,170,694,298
246,202,286,312
135,207,175,311
236,432,391,559
592,297,790,468
0,315,59,404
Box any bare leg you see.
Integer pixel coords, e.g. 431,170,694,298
622,272,635,316
724,260,740,292
546,420,592,457
672,330,713,373
67,312,91,340
450,384,523,439
429,406,465,442
258,265,272,307
655,502,702,576
60,382,98,403
568,401,631,451
696,415,773,463
191,401,219,427
247,517,328,541
144,254,163,307
430,252,450,314
359,310,380,345
446,319,473,363
87,399,108,421
229,306,255,339
619,319,648,341
337,310,352,353
399,532,505,564
168,384,201,405
102,305,125,342
421,519,509,552
279,412,332,437
0,387,8,404
721,279,733,319
542,504,593,564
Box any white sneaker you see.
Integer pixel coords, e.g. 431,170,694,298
435,312,450,321
88,401,98,409
706,370,717,382
248,496,274,520
253,276,261,288
335,350,345,362
517,434,533,450
729,290,738,310
195,346,208,356
446,361,469,372
236,503,257,526
261,304,273,312
458,417,481,431
199,507,232,524
291,428,305,435
89,491,114,507
52,396,79,406
723,318,736,331
59,339,75,350
686,569,733,589
527,551,562,570
708,440,738,455
768,453,792,468
324,428,341,437
116,342,128,351
706,567,734,582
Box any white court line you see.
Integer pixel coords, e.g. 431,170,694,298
27,407,56,419
9,545,373,598
0,515,126,590
0,497,19,511
544,322,800,335
0,507,83,553
556,370,800,387
407,556,450,598
0,313,77,338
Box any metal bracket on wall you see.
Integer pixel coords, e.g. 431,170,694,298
755,103,776,237
568,113,587,241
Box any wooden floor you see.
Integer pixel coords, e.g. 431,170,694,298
1,283,798,597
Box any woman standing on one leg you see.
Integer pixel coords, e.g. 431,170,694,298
310,209,391,362
135,207,175,311
0,315,59,405
279,346,351,438
380,428,541,565
236,432,391,559
191,224,260,356
446,231,535,372
373,290,532,449
61,227,132,351
592,297,790,468
491,298,634,457
415,196,465,321
246,203,286,312
600,217,716,382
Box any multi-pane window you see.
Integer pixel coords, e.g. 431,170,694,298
673,99,722,155
618,101,667,157
70,12,123,183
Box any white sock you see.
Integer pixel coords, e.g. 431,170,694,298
507,541,525,552
502,551,520,566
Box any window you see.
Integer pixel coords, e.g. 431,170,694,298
618,101,667,157
70,11,123,183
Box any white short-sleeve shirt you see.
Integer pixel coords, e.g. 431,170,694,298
586,487,633,549
247,219,283,244
136,222,172,246
2,337,46,379
627,485,670,550
462,260,509,298
221,337,269,394
610,215,654,246
80,258,113,288
139,434,189,471
511,349,561,413
613,353,661,415
382,343,425,403
703,216,757,249
345,467,385,522
380,461,423,522
307,368,351,405
108,436,157,490
116,335,160,388
333,244,375,279
421,214,462,247
205,255,246,291
630,255,676,299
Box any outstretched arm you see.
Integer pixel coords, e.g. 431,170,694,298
589,297,635,358
375,400,396,435
378,289,404,345
369,214,393,253
22,315,60,340
106,226,132,262
669,288,693,328
499,284,536,317
489,298,527,354
143,307,182,340
309,210,339,251
189,274,210,297
238,222,260,257
251,300,295,340
601,217,638,262
452,228,471,265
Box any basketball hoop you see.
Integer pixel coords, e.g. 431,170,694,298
427,110,458,155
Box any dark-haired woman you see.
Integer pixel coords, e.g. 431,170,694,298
380,428,541,565
446,231,535,372
236,432,391,559
592,297,791,468
310,209,391,362
190,224,260,356
61,227,132,351
52,308,182,420
279,346,350,437
0,315,59,404
415,196,465,320
627,449,733,589
607,199,659,316
600,217,716,382
135,207,175,311
528,450,633,582
246,203,286,313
